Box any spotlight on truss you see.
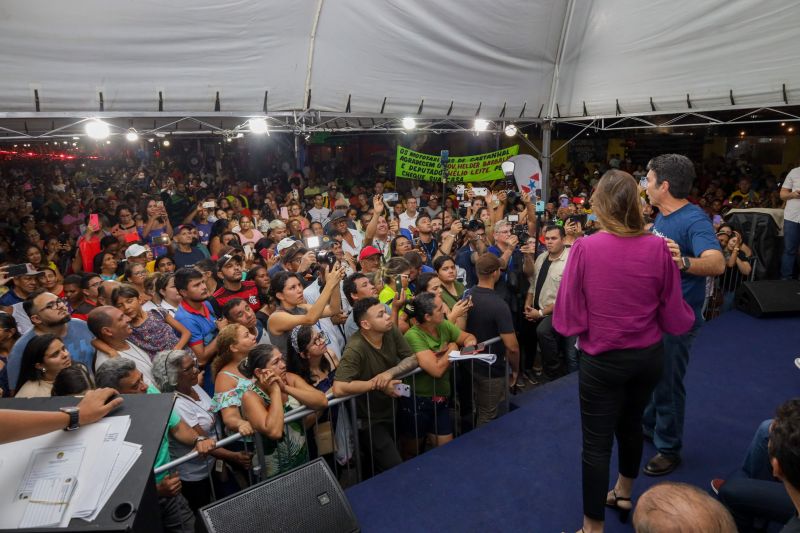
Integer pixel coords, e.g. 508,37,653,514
402,117,417,130
85,120,110,140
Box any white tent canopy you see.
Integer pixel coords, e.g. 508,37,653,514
1,0,800,122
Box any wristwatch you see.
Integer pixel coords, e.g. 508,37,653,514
194,435,209,444
59,406,80,431
680,256,691,272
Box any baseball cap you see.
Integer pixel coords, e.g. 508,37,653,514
284,243,308,262
276,237,297,253
176,224,195,233
216,252,243,270
11,263,42,278
125,244,148,259
329,210,348,223
476,253,501,276
358,246,382,261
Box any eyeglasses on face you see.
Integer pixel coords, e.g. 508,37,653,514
41,298,68,311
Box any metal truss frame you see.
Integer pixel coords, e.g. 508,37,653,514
0,109,543,141
555,106,800,132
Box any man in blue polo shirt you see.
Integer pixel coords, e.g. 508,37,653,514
642,154,725,476
7,290,96,392
173,268,226,395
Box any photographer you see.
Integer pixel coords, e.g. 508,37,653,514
303,244,349,357
267,265,346,356
488,220,534,310
564,215,586,247
455,220,488,288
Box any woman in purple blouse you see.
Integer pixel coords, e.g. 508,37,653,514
553,170,694,533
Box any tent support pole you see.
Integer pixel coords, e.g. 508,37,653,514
303,0,325,111
541,121,552,204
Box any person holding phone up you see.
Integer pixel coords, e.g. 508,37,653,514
142,198,174,258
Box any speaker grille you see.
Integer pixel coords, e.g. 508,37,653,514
201,458,359,533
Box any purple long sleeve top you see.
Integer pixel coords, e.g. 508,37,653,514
552,232,695,356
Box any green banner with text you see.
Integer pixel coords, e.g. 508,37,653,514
395,145,519,183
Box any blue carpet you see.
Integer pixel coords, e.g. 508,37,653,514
346,311,800,532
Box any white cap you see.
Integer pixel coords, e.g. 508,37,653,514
125,244,148,258
276,238,297,253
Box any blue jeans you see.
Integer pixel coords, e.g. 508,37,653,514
718,419,794,532
741,419,773,481
641,310,702,457
564,335,579,373
782,218,800,279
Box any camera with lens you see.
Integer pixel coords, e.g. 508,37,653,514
315,250,337,267
309,249,337,278
513,224,529,243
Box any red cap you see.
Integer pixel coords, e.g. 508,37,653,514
358,245,382,261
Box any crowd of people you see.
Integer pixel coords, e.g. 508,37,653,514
0,142,798,532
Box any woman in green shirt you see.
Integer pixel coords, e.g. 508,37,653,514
240,344,328,479
377,257,413,333
433,255,465,310
400,293,477,458
415,272,471,331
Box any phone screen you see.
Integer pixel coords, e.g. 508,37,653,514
280,207,289,219
305,236,321,249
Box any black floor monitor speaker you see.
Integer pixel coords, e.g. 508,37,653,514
200,458,359,533
735,280,800,318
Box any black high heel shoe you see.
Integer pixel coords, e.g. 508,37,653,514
605,489,632,523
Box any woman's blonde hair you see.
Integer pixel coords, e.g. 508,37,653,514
378,257,410,285
211,323,247,376
592,170,646,237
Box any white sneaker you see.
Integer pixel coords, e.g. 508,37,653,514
795,358,800,371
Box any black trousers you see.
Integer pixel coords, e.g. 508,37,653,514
579,342,664,521
719,478,795,532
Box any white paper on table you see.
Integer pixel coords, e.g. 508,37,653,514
448,351,497,365
0,422,108,530
73,416,131,518
19,477,78,528
86,441,142,522
16,444,86,500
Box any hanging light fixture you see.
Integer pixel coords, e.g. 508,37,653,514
85,120,110,140
402,117,417,130
248,118,269,134
474,119,490,132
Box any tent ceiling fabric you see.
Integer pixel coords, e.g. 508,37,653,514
558,0,800,118
0,0,799,120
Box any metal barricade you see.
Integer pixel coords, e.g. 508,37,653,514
705,255,757,320
155,336,509,490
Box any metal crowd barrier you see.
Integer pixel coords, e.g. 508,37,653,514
704,255,757,320
155,337,506,482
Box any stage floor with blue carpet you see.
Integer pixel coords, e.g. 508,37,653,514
346,310,800,532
